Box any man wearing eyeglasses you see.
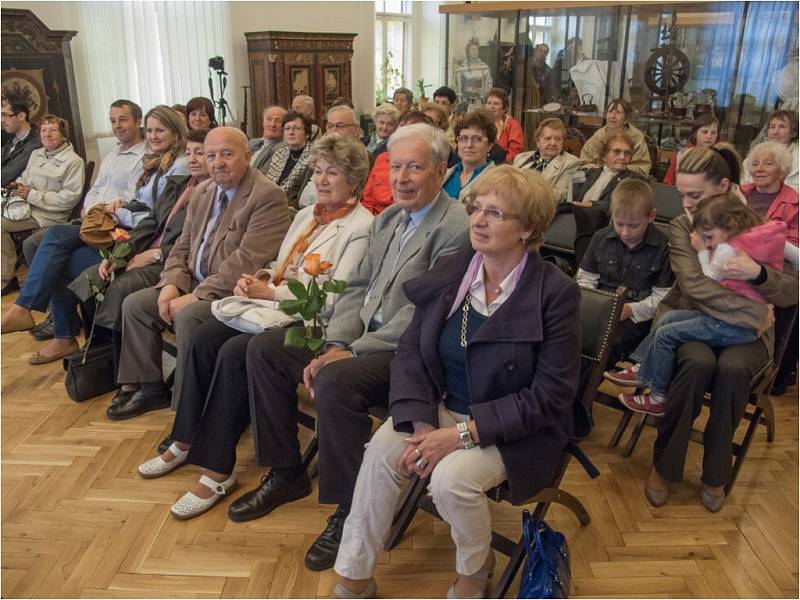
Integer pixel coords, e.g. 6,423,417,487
1,97,42,188
297,105,364,208
227,123,469,573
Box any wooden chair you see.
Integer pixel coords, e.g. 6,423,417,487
651,182,683,223
382,285,627,598
613,305,797,494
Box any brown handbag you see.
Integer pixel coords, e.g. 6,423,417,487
79,204,119,248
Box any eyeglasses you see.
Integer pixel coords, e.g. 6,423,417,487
325,122,355,131
464,200,519,222
457,134,486,145
1,111,20,119
283,125,305,132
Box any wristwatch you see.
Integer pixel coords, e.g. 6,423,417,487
456,421,475,449
153,250,163,264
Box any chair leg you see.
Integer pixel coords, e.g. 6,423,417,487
300,433,318,471
726,406,762,496
760,395,776,443
621,413,647,459
489,537,526,599
383,475,428,551
608,410,633,448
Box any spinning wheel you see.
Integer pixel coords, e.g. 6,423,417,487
644,46,691,96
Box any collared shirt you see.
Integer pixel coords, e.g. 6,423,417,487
367,199,438,327
577,223,673,322
83,140,146,212
8,126,32,154
467,260,524,317
443,161,489,199
194,185,237,281
582,166,616,204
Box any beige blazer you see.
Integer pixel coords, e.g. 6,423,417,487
443,161,496,202
158,166,291,301
513,151,581,203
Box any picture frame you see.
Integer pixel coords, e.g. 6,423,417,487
323,66,341,101
289,66,311,98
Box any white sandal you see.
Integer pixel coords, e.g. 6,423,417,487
170,473,238,520
137,443,189,478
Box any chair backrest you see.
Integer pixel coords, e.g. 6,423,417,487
578,285,627,410
652,182,683,222
543,212,577,254
71,160,96,220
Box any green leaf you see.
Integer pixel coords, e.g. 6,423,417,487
305,292,323,315
113,242,131,258
299,308,316,322
113,258,127,267
284,326,306,348
99,248,111,259
306,336,325,352
278,299,304,315
287,279,307,300
322,279,346,294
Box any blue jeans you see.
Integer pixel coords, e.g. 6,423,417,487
16,223,101,339
631,309,758,396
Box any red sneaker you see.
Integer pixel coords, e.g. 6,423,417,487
619,391,666,416
604,364,642,387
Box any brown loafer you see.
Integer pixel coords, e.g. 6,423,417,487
2,313,36,334
28,340,79,365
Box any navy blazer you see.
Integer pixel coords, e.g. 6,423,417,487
389,246,581,503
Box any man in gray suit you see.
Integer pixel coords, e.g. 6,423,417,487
226,124,470,567
249,105,287,173
108,127,290,421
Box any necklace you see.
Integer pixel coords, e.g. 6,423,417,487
460,292,471,348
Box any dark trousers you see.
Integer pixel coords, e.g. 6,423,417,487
247,329,394,505
652,339,767,488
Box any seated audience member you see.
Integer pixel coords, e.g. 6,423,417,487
263,110,313,208
105,127,290,421
171,104,187,119
392,87,414,115
433,85,458,148
1,115,84,295
291,94,321,141
576,179,672,366
185,97,218,131
219,123,469,574
484,87,524,162
364,103,399,158
443,110,497,201
331,97,356,109
136,134,375,519
332,166,581,599
1,96,42,188
742,141,799,246
513,117,580,203
361,111,434,216
580,99,651,177
743,109,798,192
2,100,148,344
421,102,449,132
298,106,364,208
663,114,719,185
572,133,646,212
69,128,211,375
250,105,288,172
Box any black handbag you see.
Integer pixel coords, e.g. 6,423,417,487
518,510,571,598
62,343,117,402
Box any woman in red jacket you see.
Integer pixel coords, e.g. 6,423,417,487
484,87,523,162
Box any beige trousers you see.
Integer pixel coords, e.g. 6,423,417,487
334,404,506,580
1,216,39,286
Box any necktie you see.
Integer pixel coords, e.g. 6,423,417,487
363,212,411,325
198,188,229,278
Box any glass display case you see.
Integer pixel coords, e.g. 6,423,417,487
443,1,798,166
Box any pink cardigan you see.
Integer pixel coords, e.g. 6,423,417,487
722,220,787,303
742,182,799,246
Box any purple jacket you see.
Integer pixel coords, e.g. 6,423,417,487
389,246,581,503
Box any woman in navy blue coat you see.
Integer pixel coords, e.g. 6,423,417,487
332,166,581,599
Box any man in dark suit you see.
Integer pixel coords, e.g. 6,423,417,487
226,123,470,573
1,97,42,188
108,127,290,421
249,105,287,173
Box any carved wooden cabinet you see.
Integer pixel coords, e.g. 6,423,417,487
245,31,356,138
1,9,85,158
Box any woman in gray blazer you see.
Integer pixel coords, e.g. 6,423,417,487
513,117,580,203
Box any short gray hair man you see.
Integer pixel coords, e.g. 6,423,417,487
387,122,450,167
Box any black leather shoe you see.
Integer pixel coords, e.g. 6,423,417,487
1,277,19,296
304,507,348,571
29,313,54,341
110,388,134,407
228,470,311,523
158,436,174,454
106,388,171,421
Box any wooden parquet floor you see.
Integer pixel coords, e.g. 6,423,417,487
2,290,798,598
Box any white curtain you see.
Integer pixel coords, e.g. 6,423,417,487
74,1,233,137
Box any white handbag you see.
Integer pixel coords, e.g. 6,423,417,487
1,192,31,222
211,296,296,334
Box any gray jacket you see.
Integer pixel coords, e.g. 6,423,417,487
326,191,470,355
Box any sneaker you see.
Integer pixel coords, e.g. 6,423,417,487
619,391,666,416
604,364,642,387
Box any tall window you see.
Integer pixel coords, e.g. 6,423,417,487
375,1,413,104
528,15,553,47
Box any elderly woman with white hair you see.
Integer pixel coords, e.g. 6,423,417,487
365,103,399,157
333,166,581,599
741,141,799,246
743,109,799,192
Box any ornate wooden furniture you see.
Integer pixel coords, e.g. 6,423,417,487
245,31,356,138
1,8,85,158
